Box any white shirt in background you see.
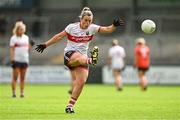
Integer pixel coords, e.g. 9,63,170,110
108,45,126,69
10,34,29,63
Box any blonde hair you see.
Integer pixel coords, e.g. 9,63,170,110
79,7,93,19
112,39,119,45
136,37,146,45
12,21,26,35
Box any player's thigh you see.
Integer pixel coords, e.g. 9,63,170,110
12,68,19,79
19,68,27,80
69,52,87,66
138,70,146,77
113,69,121,77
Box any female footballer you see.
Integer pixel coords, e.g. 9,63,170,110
10,21,34,98
108,39,126,91
35,7,124,113
134,38,150,91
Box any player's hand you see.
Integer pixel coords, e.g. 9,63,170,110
29,39,35,46
11,60,15,69
35,44,47,53
113,18,125,27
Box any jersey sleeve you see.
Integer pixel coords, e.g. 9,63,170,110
64,24,72,34
10,36,15,47
90,24,100,34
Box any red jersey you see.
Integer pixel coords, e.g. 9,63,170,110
135,45,150,68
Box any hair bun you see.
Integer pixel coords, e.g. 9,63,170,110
79,7,93,19
82,7,90,11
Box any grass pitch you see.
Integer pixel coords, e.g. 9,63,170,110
0,84,180,120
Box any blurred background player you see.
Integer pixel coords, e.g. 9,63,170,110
10,21,34,98
134,37,150,91
35,7,124,113
108,39,126,91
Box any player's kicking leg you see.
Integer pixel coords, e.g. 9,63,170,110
67,46,99,67
91,46,99,66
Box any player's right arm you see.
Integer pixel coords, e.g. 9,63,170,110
9,37,15,68
35,31,67,53
10,46,14,62
45,31,67,47
9,37,15,62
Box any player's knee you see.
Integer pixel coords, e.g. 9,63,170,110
13,75,18,80
76,79,86,86
20,78,25,81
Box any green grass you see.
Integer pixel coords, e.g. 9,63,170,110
0,84,180,120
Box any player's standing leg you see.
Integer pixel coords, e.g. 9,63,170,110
19,67,27,97
138,71,148,90
11,68,19,97
113,70,123,91
68,70,76,94
65,67,89,113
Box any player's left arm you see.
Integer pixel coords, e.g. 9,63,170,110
99,18,124,33
99,25,116,33
10,46,14,62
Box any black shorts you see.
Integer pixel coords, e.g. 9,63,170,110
64,50,89,70
14,61,28,68
138,67,149,72
64,51,76,70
